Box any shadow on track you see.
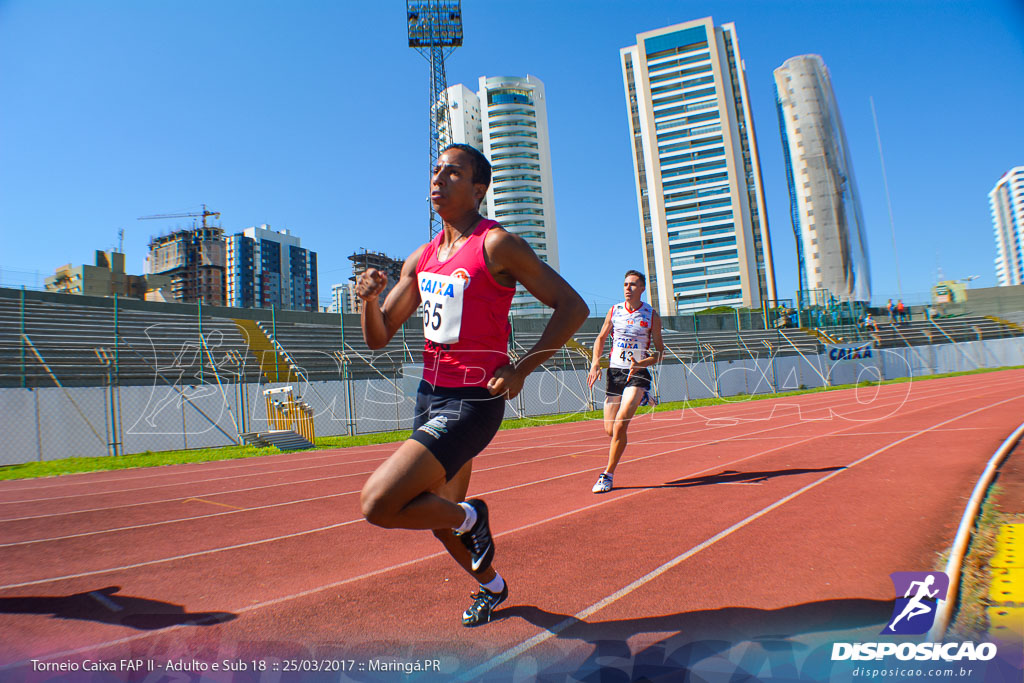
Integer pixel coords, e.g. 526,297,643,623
498,597,892,680
613,466,847,490
0,586,236,630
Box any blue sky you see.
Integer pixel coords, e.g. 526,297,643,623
1,0,1022,312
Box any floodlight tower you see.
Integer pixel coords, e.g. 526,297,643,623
407,0,463,239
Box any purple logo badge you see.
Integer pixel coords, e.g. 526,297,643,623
882,572,948,634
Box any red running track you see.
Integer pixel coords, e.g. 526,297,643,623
1,369,1023,682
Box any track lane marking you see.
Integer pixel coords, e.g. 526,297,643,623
5,383,1020,589
0,372,952,503
457,390,1024,681
6,386,1023,672
182,497,245,511
0,377,991,523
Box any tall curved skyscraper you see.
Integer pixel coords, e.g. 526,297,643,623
774,55,871,303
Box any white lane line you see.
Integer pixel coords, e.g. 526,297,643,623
0,379,967,538
6,386,1021,672
1,369,1012,498
0,490,656,671
0,377,977,522
0,455,389,505
455,391,1024,682
5,383,1018,590
0,373,953,501
0,492,351,547
0,470,374,523
0,443,402,492
0,518,364,590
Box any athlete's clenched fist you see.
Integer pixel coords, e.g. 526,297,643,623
355,268,388,302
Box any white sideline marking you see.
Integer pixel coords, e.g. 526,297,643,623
2,386,1021,672
0,378,978,523
0,373,949,502
455,392,1024,681
0,380,972,557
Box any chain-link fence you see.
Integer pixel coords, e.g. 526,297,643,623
5,334,1024,466
3,286,1024,466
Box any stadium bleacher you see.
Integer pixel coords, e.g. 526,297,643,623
0,295,260,387
828,315,1023,348
2,288,1021,390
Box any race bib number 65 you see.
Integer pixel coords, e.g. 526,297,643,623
418,272,465,345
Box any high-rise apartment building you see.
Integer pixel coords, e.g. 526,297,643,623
991,167,1024,287
225,225,318,311
621,18,776,314
441,75,560,317
145,227,226,304
774,55,871,303
331,282,354,314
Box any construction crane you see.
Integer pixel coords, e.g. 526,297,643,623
138,204,221,228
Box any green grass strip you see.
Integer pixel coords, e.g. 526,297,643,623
2,365,1020,481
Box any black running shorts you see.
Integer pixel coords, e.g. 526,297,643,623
409,381,506,482
605,367,652,397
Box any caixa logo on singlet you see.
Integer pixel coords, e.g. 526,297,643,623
882,571,948,634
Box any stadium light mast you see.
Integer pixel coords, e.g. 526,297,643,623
407,0,463,240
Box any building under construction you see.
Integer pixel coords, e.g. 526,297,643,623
347,250,405,313
145,227,226,305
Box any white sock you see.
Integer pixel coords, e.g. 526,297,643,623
454,502,477,534
481,573,505,594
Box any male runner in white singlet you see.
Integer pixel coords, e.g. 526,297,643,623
586,270,664,493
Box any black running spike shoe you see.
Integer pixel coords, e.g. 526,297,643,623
456,498,494,574
462,582,509,627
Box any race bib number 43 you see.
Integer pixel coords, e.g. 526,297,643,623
418,272,465,345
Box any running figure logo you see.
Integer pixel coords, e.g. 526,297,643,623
418,415,450,440
882,572,948,634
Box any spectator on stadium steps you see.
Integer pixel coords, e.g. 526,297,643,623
355,143,588,627
886,298,895,324
896,299,907,323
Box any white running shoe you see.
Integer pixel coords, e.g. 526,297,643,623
592,472,613,494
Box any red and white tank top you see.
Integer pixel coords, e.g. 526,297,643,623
609,301,653,369
415,219,516,388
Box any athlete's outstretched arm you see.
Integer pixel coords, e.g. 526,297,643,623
484,229,589,398
358,244,427,349
587,307,614,388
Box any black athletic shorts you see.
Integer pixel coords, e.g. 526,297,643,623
409,381,506,482
605,367,652,397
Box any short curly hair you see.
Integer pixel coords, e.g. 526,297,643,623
441,143,491,188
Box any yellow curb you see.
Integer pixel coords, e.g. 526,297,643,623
989,567,1024,603
986,607,1024,644
991,523,1024,568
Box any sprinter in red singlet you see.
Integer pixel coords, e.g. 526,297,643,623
356,144,588,626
